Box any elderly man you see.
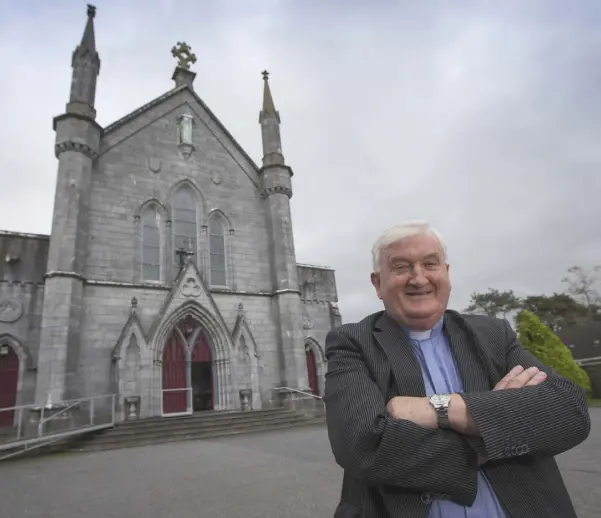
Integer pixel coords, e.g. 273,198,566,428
324,220,590,518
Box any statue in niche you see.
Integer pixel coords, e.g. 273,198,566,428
178,114,194,145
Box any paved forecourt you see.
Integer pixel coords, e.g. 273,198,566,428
0,412,599,518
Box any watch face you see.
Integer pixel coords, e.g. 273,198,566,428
431,394,451,408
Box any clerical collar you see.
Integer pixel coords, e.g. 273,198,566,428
407,316,444,341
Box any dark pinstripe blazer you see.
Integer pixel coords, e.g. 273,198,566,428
324,310,591,518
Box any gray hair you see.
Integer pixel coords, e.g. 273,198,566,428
371,220,447,272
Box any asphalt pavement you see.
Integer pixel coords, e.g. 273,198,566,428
0,411,598,518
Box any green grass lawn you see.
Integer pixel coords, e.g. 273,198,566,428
588,399,601,407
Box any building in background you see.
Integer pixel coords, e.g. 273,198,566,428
558,321,601,398
0,6,341,423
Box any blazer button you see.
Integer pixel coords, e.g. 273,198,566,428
420,493,433,505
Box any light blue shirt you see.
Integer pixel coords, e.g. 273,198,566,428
406,318,507,518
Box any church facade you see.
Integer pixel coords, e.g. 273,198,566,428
0,6,341,423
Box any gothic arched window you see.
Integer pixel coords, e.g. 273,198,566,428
141,207,161,281
172,185,197,262
208,214,226,286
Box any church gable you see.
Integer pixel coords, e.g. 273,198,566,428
100,86,259,187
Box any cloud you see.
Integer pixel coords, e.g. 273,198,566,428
1,0,600,323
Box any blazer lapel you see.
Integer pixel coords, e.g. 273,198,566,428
373,313,426,397
444,311,495,392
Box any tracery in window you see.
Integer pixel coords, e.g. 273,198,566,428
141,207,161,281
172,185,197,263
208,214,226,286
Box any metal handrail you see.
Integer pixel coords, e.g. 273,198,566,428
273,386,323,400
37,394,115,435
38,401,80,434
0,394,116,459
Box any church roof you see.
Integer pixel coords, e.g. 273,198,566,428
103,83,260,172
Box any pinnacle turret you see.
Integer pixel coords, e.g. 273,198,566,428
259,71,284,166
67,4,100,117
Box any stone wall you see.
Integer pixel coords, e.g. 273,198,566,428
297,264,339,395
86,89,272,293
297,264,338,303
0,232,48,406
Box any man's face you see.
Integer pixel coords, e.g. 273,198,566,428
371,233,451,330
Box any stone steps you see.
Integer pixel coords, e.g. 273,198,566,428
0,405,327,460
53,407,326,453
67,418,326,453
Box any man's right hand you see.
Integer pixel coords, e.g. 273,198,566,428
494,365,547,390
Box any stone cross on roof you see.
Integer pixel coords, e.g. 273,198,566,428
171,42,197,70
176,237,196,269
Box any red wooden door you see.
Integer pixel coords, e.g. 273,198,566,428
306,347,319,396
191,333,213,411
0,345,19,427
162,333,187,414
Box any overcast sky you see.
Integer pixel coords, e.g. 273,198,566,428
1,0,600,323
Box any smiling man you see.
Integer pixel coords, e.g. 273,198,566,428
324,220,590,518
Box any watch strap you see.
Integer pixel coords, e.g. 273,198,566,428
435,406,451,430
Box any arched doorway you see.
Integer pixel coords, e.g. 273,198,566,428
162,315,214,416
305,345,319,396
0,344,19,427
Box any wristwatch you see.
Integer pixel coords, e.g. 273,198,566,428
429,393,452,430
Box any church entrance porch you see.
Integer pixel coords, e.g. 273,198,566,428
162,316,214,416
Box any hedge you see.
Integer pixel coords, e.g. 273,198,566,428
517,310,592,396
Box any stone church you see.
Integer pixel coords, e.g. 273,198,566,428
0,5,341,423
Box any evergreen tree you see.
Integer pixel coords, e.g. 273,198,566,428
464,288,522,319
517,310,592,396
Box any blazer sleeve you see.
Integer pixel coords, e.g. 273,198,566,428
460,319,591,462
324,327,479,506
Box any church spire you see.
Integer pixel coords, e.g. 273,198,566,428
75,4,98,59
67,4,100,118
259,71,284,166
260,70,280,123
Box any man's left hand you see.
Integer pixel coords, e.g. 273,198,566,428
386,395,479,434
386,397,438,429
386,365,549,434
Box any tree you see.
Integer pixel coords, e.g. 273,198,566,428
517,310,591,396
520,293,589,331
562,266,601,315
464,288,522,319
